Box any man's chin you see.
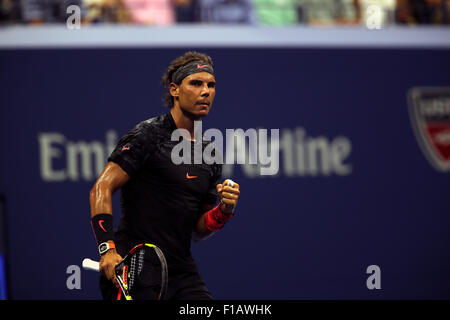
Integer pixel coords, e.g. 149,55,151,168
192,108,210,119
180,106,210,120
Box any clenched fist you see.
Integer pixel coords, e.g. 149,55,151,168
217,179,240,214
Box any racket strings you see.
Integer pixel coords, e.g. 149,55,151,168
128,247,164,295
116,244,168,300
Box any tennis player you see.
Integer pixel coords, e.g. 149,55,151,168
89,51,240,300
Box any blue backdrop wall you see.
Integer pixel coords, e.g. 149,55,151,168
0,47,449,299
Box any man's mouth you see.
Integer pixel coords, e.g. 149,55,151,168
196,102,210,107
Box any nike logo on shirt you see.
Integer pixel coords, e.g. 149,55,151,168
186,173,198,179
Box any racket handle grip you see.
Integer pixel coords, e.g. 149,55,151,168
82,258,100,272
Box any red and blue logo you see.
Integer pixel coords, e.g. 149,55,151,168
409,87,450,172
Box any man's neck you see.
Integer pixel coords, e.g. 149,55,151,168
170,106,201,141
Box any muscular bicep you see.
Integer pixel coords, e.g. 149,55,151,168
89,162,130,216
97,161,130,191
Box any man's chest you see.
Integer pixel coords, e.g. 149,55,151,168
142,142,214,197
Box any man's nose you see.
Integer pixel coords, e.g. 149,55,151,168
201,84,210,97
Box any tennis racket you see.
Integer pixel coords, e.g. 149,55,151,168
83,243,168,300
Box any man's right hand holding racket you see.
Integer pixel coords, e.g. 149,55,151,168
99,240,123,288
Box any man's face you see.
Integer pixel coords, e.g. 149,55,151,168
171,72,216,119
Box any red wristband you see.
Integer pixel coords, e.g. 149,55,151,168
204,204,233,232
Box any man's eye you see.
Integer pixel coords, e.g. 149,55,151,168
208,83,216,88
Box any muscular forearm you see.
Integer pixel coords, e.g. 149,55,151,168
89,181,113,217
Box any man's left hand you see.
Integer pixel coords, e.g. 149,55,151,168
217,179,240,214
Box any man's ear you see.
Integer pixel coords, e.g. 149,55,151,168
169,82,179,99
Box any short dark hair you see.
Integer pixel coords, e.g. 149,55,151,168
161,51,214,108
